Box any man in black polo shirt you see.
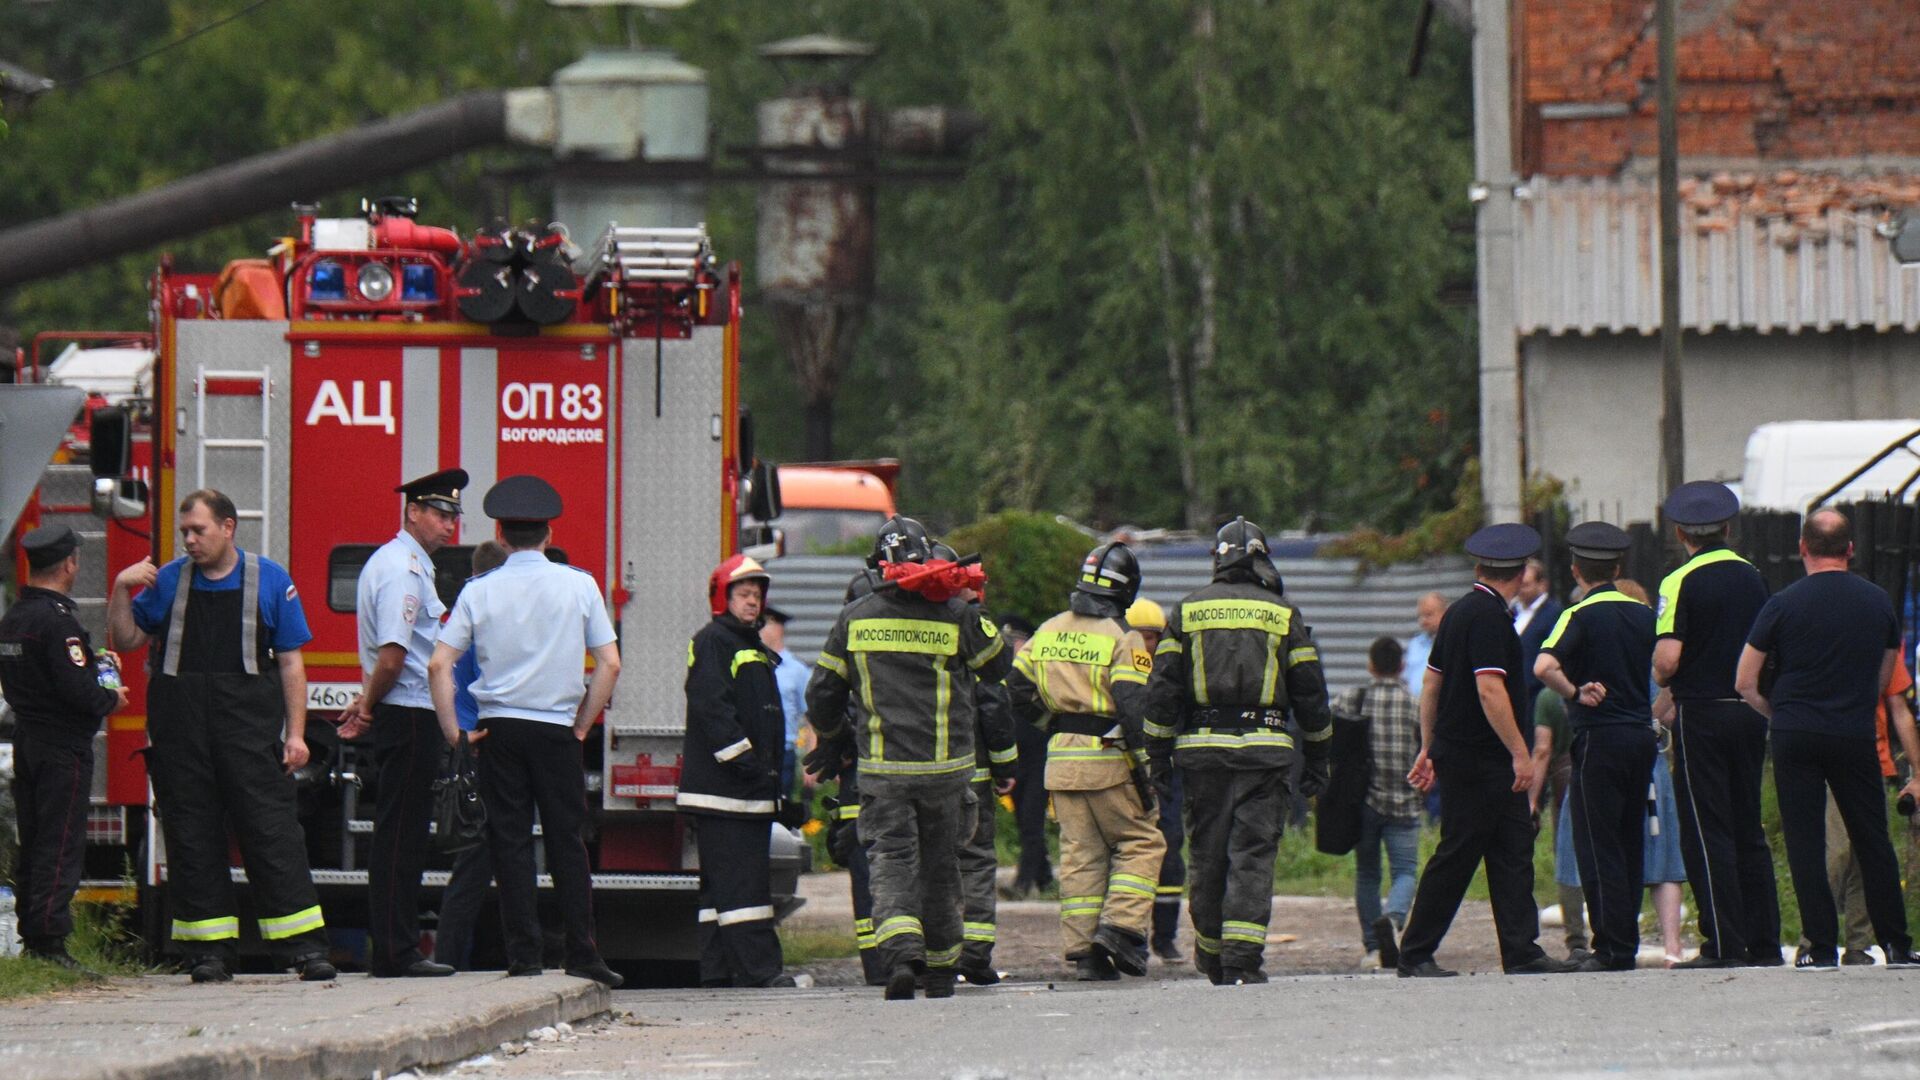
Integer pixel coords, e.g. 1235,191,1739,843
1388,523,1568,978
1735,509,1920,969
1533,522,1657,973
1653,481,1779,968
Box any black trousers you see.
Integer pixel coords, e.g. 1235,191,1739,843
1670,700,1779,961
12,732,93,950
367,704,443,973
147,673,326,965
1569,725,1657,969
1398,755,1546,971
1182,767,1286,973
1771,728,1912,958
433,840,494,970
1152,768,1187,947
1012,721,1053,888
478,716,599,970
692,814,783,986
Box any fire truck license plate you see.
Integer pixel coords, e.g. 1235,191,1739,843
306,682,361,713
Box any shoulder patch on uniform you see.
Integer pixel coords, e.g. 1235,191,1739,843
1131,649,1153,673
402,594,420,623
66,637,87,666
1656,595,1668,619
285,584,299,602
980,616,999,639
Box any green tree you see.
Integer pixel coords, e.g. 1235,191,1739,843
946,511,1092,629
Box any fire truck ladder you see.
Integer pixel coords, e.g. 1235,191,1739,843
578,224,714,286
192,364,272,556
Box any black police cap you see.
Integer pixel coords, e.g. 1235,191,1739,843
1566,521,1632,561
483,475,563,523
396,467,468,515
21,524,79,571
1663,481,1740,527
764,605,792,625
1464,522,1541,568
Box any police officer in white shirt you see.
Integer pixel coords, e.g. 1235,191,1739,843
428,475,623,987
343,468,464,978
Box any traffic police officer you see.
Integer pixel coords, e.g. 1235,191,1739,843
1144,518,1332,985
344,468,464,978
677,554,795,988
0,525,126,970
1127,597,1186,961
427,475,624,987
1011,541,1165,981
107,489,334,982
1532,522,1657,973
1388,523,1567,978
1653,481,1780,967
937,543,1020,988
805,516,1013,1000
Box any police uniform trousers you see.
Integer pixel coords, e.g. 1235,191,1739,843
433,839,494,970
12,730,93,950
1055,781,1165,959
1011,722,1053,890
1771,728,1912,959
1397,756,1547,972
1152,769,1187,949
858,779,969,974
478,716,599,970
692,815,783,987
1567,725,1657,969
1181,767,1287,974
148,671,327,964
1670,700,1779,961
957,776,1001,970
367,703,445,973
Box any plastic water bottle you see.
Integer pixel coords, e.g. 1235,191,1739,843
0,887,18,958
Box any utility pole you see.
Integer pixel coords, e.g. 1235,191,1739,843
1656,0,1685,503
1471,0,1524,524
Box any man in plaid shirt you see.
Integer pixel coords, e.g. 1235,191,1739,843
1333,637,1424,966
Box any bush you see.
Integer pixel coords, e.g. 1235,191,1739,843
945,512,1094,629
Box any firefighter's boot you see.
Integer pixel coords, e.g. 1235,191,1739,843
924,968,956,998
884,963,919,1001
1074,953,1120,981
1221,964,1268,986
1093,924,1150,977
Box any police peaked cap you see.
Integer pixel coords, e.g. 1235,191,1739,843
1464,522,1540,567
396,467,468,515
1663,481,1740,527
21,524,79,570
483,475,563,523
1566,521,1632,561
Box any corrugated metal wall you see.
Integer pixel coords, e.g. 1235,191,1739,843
767,555,1475,696
1515,176,1920,336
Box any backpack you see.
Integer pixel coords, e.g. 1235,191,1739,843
1313,687,1374,856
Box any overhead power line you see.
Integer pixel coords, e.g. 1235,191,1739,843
55,0,281,92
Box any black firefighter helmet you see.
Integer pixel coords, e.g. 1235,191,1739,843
1213,516,1282,592
1075,541,1140,609
872,515,933,566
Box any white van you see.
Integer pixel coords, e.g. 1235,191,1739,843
1741,420,1920,512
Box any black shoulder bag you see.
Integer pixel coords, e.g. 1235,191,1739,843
1313,687,1374,856
433,731,489,855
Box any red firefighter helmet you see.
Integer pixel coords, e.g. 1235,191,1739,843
708,554,772,617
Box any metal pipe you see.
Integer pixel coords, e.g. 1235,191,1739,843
1810,427,1920,509
0,91,512,290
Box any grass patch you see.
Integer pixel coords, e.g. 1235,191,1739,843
0,894,148,1000
779,925,859,963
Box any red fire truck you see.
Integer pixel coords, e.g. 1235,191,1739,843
29,200,804,969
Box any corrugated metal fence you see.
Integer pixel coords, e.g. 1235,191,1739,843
768,555,1475,696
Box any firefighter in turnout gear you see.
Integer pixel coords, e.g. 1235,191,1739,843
677,555,796,988
1144,517,1333,985
929,541,1020,987
107,490,335,983
815,564,891,985
1126,596,1188,961
1010,541,1166,980
805,516,1014,1000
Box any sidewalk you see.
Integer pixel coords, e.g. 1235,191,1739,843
0,971,609,1080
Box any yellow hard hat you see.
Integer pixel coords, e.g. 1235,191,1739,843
1125,598,1166,631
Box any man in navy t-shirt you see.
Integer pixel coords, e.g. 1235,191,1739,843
1736,509,1919,969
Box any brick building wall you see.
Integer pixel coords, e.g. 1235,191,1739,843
1521,0,1920,176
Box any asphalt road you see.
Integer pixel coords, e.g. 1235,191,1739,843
478,967,1920,1079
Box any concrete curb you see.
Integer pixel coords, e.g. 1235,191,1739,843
21,975,611,1080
